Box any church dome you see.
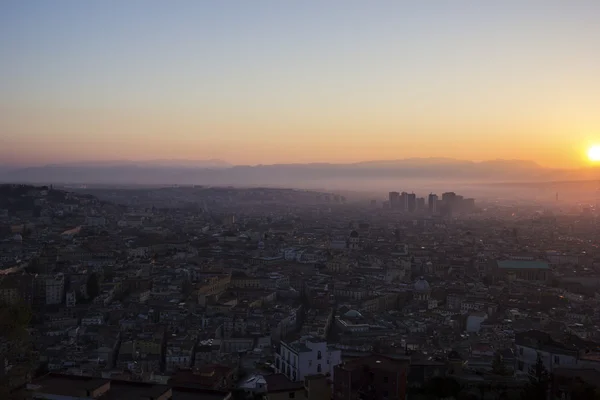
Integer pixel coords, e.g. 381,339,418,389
344,310,363,318
349,230,359,238
414,277,430,292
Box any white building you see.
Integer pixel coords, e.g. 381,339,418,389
275,337,341,382
515,330,580,374
45,274,65,305
466,311,488,333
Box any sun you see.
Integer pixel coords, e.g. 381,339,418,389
588,146,600,162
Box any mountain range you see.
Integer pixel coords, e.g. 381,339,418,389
0,158,598,189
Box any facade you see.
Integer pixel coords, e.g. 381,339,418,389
428,194,438,214
389,192,400,209
493,260,550,282
406,193,416,212
348,231,360,251
413,277,430,302
65,290,77,307
515,330,580,374
275,337,342,382
45,274,65,305
400,192,409,212
333,355,409,400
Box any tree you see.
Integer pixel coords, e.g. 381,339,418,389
421,376,462,399
492,352,510,376
0,302,34,399
521,353,549,400
86,273,100,300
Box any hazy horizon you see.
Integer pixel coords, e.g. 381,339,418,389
2,1,600,168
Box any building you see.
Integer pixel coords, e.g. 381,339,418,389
24,373,231,400
349,231,360,251
275,337,342,382
428,194,438,214
406,193,416,213
65,290,76,307
85,215,106,226
45,274,65,305
515,330,583,374
0,274,34,306
389,192,400,209
333,355,409,400
400,192,409,212
493,260,550,282
441,192,456,204
413,277,430,302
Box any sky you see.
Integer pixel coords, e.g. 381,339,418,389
1,1,600,167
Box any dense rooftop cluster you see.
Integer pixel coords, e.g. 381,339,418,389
1,184,600,399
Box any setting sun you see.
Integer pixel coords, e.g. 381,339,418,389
588,146,600,162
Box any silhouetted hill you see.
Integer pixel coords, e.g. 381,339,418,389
0,158,596,189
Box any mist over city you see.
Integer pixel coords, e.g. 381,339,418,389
2,2,600,400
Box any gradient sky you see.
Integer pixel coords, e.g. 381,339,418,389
2,1,600,167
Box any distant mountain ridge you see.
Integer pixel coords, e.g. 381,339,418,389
0,158,596,188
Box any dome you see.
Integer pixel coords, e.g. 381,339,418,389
344,310,363,318
349,230,359,238
414,277,430,292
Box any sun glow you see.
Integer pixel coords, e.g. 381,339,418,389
588,146,600,162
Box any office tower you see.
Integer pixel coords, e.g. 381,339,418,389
389,192,400,209
416,197,425,210
400,192,409,211
428,193,438,213
442,192,457,204
407,193,416,212
442,192,458,215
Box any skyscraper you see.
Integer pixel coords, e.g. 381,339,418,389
416,197,426,211
428,193,438,214
407,193,417,212
389,192,400,209
400,192,409,211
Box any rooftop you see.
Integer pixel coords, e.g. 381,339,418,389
497,260,550,270
339,354,410,373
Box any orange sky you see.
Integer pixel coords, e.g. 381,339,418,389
2,2,600,168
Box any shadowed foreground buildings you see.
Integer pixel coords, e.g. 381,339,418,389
22,373,232,400
333,355,409,400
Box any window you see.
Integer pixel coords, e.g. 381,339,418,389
554,355,560,365
317,351,322,360
519,347,524,356
518,361,524,371
317,364,322,373
383,376,389,383
309,360,312,367
289,392,296,399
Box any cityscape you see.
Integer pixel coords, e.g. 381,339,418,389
3,1,600,400
1,183,600,400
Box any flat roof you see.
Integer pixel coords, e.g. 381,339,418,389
497,260,550,270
